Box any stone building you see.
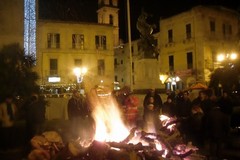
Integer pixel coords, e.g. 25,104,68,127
35,0,119,92
158,5,240,89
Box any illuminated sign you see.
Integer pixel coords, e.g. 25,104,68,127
48,77,61,82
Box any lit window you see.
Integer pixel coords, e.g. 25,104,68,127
47,33,60,48
72,34,84,49
95,35,107,50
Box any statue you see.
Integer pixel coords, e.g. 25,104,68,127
136,9,159,59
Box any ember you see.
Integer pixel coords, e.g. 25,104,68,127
28,86,201,160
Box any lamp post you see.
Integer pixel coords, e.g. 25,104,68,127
73,67,87,92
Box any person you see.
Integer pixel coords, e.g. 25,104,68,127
175,91,192,141
67,90,90,138
217,90,233,124
123,94,139,127
24,94,47,141
0,94,17,127
188,104,204,148
143,88,163,132
199,89,215,115
162,95,176,117
191,90,204,107
0,94,17,149
175,91,192,118
143,88,163,115
204,103,230,160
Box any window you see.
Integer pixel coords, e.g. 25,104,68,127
109,15,113,25
74,59,82,67
115,75,118,82
210,20,215,32
95,35,107,50
109,0,113,5
47,33,60,48
186,24,191,39
114,58,118,68
187,52,193,69
72,34,84,49
98,59,105,75
114,58,117,65
169,55,174,71
223,23,232,37
132,62,134,73
50,59,58,75
168,29,173,43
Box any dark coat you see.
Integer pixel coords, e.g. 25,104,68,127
205,106,230,140
143,92,163,115
67,96,89,120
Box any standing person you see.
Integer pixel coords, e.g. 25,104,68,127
162,95,176,117
67,90,89,138
204,103,230,160
188,104,204,148
143,88,163,132
124,94,139,127
143,96,157,132
175,91,192,141
24,93,47,154
25,94,47,141
0,94,17,150
143,88,163,115
217,90,233,124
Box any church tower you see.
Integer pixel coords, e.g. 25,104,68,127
97,0,119,47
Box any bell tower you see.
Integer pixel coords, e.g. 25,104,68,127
97,0,119,47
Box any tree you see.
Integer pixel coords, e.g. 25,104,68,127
0,43,39,101
136,10,159,59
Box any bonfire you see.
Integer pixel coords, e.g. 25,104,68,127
28,86,201,160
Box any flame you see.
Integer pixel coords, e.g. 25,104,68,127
84,87,197,159
159,115,176,131
89,87,130,142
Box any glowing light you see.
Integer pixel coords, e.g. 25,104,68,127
217,52,238,62
217,54,225,62
159,74,167,84
89,87,130,142
230,53,237,60
73,67,87,83
24,0,36,57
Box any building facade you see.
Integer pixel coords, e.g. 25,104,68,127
158,5,240,89
0,0,24,49
36,20,115,92
115,5,240,92
35,0,119,92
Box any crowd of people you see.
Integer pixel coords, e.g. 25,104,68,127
145,88,234,160
113,87,236,160
0,86,238,160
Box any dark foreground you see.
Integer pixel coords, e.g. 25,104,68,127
0,120,240,160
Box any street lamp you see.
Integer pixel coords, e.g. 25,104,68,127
217,52,237,62
73,67,87,91
216,52,238,68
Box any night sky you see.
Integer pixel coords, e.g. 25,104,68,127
38,0,240,42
